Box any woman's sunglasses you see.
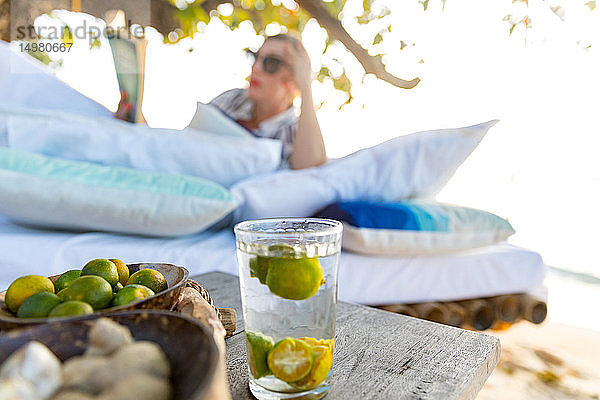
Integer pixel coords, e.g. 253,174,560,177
245,49,289,75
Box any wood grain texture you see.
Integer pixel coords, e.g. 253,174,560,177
192,272,501,400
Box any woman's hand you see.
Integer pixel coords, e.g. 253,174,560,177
114,90,133,122
282,41,312,94
286,40,327,170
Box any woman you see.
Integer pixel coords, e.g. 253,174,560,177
116,34,327,170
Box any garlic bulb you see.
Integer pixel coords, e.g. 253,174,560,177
85,318,133,356
97,372,171,400
0,341,62,399
0,376,38,400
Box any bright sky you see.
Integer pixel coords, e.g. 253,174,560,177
31,0,600,282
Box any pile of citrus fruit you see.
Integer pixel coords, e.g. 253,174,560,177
246,331,334,390
3,258,168,319
249,244,325,301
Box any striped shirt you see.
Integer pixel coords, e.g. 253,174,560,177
209,88,298,163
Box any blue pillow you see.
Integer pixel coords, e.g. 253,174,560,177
313,201,515,255
314,201,451,231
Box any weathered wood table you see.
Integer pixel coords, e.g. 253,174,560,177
194,272,501,400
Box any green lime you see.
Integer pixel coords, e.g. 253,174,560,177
246,331,275,379
57,288,67,300
268,243,297,257
250,245,299,285
54,270,81,293
249,257,269,284
111,284,155,307
81,259,119,289
126,269,167,294
48,301,94,317
267,338,313,382
113,282,124,293
4,275,55,313
109,258,130,286
265,257,325,300
16,292,63,318
60,276,113,310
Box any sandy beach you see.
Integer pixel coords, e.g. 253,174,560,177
477,321,600,399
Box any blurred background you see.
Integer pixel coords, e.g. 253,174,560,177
4,0,600,331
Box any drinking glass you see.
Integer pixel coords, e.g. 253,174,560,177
234,218,343,400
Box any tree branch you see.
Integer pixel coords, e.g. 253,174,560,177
295,0,420,89
0,0,8,42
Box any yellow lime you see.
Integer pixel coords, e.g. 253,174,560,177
16,292,63,319
59,276,113,310
267,338,313,382
266,257,325,300
126,269,168,294
54,270,81,293
4,275,55,313
246,331,274,379
111,284,155,307
81,259,119,289
109,258,130,286
293,339,334,389
299,337,334,354
48,300,94,317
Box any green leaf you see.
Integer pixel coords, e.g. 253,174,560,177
27,48,52,65
509,23,517,36
373,33,383,45
585,1,596,10
332,71,351,92
400,40,407,50
316,66,331,83
339,94,352,110
89,37,101,49
419,0,430,11
61,25,73,46
551,6,565,20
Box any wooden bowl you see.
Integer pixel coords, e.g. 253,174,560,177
0,310,219,400
0,263,189,330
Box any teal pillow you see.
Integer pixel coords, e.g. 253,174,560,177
0,148,238,236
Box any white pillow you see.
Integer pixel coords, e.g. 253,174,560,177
1,106,282,187
231,120,498,222
0,41,113,118
343,224,514,256
0,148,238,236
187,102,253,138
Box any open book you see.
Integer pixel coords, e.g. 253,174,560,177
108,35,147,123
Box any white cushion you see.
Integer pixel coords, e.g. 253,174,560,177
0,41,113,118
0,148,238,236
188,102,253,138
1,106,282,187
231,120,498,222
343,223,515,256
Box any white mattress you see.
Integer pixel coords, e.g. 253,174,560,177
0,216,546,305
